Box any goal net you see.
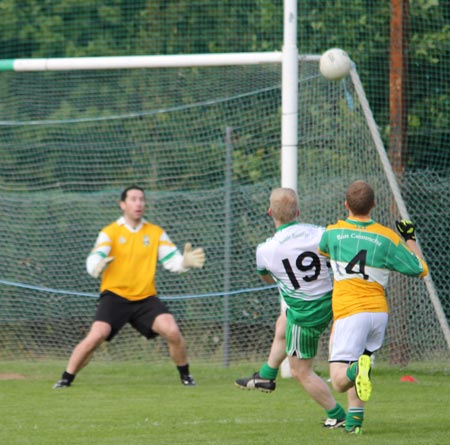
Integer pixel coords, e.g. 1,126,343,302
0,58,448,367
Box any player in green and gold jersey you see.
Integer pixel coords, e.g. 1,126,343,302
319,180,428,434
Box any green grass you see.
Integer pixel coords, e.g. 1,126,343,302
0,360,449,444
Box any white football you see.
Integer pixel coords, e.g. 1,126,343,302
319,48,352,81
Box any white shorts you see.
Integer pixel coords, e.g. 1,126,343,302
329,312,388,362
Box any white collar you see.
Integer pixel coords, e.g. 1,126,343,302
117,216,146,232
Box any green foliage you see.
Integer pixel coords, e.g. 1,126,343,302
0,0,449,169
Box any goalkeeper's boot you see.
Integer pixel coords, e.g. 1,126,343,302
323,418,345,429
235,372,276,393
53,379,71,389
355,354,372,402
181,374,196,386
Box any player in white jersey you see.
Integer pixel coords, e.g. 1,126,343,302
236,188,346,428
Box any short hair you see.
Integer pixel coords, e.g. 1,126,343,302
269,188,299,224
345,180,375,215
120,185,144,202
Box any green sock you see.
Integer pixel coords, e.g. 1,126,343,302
345,407,364,431
259,363,278,380
346,361,358,382
326,403,346,420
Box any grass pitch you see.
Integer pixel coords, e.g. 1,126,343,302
0,360,449,444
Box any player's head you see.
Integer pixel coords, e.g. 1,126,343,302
121,185,145,202
120,185,145,222
268,188,299,224
345,180,375,216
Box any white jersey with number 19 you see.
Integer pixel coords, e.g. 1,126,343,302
256,222,333,327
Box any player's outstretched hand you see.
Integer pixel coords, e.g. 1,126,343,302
182,243,205,269
395,219,416,241
92,256,114,278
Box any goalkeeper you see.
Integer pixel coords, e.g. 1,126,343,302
53,185,205,389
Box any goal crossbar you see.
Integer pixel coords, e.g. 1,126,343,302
0,52,288,72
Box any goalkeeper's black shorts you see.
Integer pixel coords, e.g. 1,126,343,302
95,290,170,341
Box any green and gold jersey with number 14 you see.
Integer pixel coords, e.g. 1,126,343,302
318,218,428,321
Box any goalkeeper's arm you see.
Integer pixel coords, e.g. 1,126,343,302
86,252,114,278
86,231,114,278
162,243,205,273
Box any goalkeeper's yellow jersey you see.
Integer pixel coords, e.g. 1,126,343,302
92,217,178,301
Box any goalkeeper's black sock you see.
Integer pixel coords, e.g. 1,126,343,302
62,371,75,384
177,364,190,377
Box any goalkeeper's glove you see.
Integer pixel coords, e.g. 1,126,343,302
182,243,205,269
92,256,114,278
395,219,416,241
